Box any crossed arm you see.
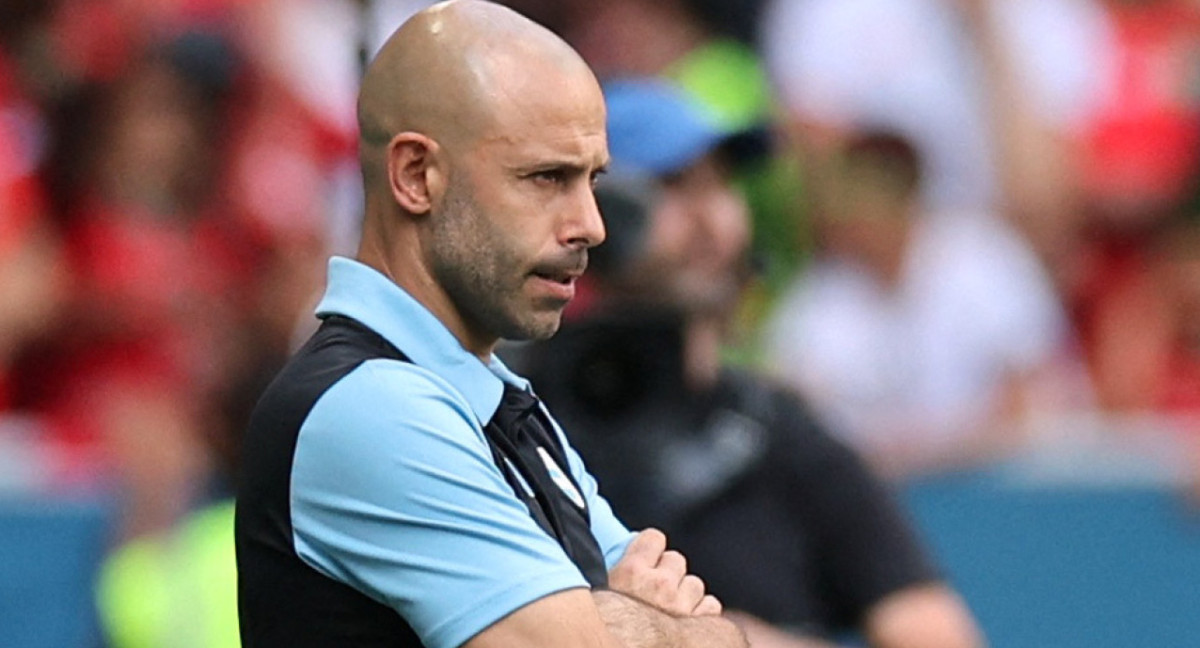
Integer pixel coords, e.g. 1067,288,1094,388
462,529,748,648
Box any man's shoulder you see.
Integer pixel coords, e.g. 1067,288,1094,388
247,317,480,450
713,368,846,459
716,368,809,422
308,357,478,434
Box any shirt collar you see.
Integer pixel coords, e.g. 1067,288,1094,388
314,256,530,424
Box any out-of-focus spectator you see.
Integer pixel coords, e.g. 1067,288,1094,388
1078,0,1200,225
763,132,1086,479
499,0,774,133
0,2,76,493
0,43,61,416
234,0,437,260
82,6,471,642
761,0,1107,263
502,0,809,323
1141,218,1200,416
5,0,369,535
513,79,984,648
97,499,238,648
0,214,62,415
1072,214,1200,419
31,38,249,537
1063,0,1200,418
93,348,275,648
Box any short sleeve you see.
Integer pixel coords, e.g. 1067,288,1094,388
290,359,590,648
771,390,939,624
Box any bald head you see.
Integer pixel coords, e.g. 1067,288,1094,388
352,1,610,356
358,0,600,191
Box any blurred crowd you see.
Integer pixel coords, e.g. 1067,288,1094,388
0,0,368,540
3,0,1200,644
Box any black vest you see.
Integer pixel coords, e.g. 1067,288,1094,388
236,315,606,647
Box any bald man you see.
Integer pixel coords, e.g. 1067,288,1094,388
234,2,747,647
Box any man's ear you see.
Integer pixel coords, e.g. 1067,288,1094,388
386,132,443,215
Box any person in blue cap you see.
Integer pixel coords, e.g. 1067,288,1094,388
508,78,986,648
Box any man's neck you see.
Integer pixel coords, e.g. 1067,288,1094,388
682,316,723,392
355,236,497,362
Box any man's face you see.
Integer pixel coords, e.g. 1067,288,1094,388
428,69,609,345
630,154,750,313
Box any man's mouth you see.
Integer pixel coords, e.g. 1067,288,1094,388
529,258,586,302
531,268,581,285
531,255,587,286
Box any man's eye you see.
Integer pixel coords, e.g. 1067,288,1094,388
532,169,567,184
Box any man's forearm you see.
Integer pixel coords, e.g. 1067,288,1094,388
593,590,748,648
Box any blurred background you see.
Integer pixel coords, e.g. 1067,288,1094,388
1,0,1199,646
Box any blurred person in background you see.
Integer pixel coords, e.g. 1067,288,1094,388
76,2,386,643
94,354,273,648
0,197,63,421
5,0,350,538
0,1,64,421
1120,216,1200,416
761,0,1107,272
500,0,765,82
500,0,809,322
32,33,245,537
512,78,984,648
0,138,65,482
0,0,82,495
16,14,336,539
762,131,1084,480
1063,0,1200,420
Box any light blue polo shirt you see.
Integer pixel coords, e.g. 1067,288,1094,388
289,257,634,648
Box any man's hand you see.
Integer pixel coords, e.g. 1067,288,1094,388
608,529,723,617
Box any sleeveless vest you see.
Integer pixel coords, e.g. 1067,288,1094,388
237,315,606,647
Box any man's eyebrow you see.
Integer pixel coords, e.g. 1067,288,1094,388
516,158,611,175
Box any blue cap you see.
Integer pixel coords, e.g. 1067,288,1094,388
604,78,734,176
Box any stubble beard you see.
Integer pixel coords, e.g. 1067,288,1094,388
429,179,563,344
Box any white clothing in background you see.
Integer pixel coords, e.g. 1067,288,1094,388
765,213,1068,451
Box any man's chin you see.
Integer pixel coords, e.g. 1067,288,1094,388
524,318,564,341
501,310,564,343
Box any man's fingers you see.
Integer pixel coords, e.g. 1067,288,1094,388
620,528,668,567
610,528,721,618
657,550,687,581
678,574,707,611
693,594,723,617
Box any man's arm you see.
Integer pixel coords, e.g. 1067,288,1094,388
767,387,984,648
593,589,746,648
723,584,984,648
460,589,621,648
597,528,743,647
863,584,984,648
721,585,985,648
462,587,746,648
463,529,747,648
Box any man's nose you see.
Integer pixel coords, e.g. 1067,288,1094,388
563,186,607,249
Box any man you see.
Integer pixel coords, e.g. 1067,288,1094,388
235,2,746,647
763,130,1073,480
513,79,985,648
